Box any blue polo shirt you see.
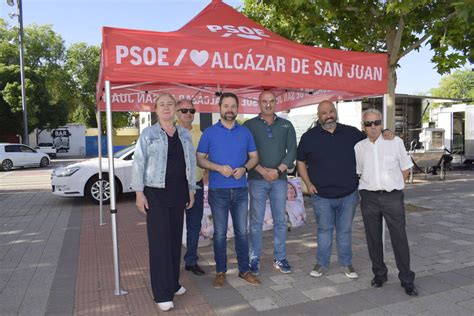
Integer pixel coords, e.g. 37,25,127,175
297,123,365,198
197,121,256,189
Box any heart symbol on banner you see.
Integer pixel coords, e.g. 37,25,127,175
190,50,209,67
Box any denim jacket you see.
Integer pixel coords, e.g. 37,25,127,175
131,122,197,192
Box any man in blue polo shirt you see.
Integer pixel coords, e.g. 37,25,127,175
297,100,388,280
197,92,260,289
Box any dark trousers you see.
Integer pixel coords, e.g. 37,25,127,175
359,190,415,285
144,187,185,303
184,181,204,266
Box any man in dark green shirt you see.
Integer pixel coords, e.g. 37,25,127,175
244,91,297,275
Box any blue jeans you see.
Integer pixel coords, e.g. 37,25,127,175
184,182,204,266
208,187,250,273
249,179,287,261
311,190,358,267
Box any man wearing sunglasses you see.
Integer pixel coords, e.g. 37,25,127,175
355,109,418,297
243,90,297,276
176,99,206,276
297,100,393,280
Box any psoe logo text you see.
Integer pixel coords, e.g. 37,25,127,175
207,25,270,40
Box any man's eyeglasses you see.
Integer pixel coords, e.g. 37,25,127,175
266,126,273,139
177,108,196,114
363,120,382,127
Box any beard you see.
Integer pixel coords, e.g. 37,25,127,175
221,112,237,121
321,117,337,130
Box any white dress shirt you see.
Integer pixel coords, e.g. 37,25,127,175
355,136,413,192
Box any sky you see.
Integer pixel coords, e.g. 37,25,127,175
1,0,445,95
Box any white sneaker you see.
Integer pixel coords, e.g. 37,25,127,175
310,264,326,277
341,266,359,279
157,301,174,311
175,286,187,295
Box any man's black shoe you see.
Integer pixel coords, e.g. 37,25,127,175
371,276,387,288
401,283,419,296
185,264,205,276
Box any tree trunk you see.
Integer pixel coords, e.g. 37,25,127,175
386,64,397,131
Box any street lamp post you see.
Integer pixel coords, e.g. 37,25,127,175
7,0,28,145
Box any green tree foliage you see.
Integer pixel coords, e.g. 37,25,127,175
0,20,130,141
65,42,130,130
430,68,474,101
65,43,100,127
422,68,474,122
0,20,69,138
242,0,473,130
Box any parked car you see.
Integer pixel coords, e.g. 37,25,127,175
35,142,57,158
51,145,135,204
0,143,50,171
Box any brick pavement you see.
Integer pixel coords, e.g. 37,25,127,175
190,171,474,315
74,199,214,315
1,170,474,315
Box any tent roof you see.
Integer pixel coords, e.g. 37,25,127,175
97,0,387,113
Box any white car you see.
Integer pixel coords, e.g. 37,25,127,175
35,142,57,158
51,145,135,204
0,143,50,171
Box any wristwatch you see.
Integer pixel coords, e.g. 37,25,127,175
244,166,249,173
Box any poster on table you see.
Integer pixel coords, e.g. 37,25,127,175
183,177,306,246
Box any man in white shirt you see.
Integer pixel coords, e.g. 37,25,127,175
354,108,418,297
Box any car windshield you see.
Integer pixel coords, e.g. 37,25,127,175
113,145,135,159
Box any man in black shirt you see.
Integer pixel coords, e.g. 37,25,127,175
297,100,383,279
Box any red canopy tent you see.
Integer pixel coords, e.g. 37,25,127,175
97,0,387,114
96,0,388,295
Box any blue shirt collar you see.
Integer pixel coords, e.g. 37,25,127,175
217,120,240,130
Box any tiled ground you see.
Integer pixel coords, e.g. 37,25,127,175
0,192,76,315
74,201,214,315
1,170,473,315
190,171,474,315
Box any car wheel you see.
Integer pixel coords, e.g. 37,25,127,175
85,175,121,205
1,159,13,171
40,157,50,167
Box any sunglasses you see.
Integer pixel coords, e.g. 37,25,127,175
363,120,382,127
177,108,196,114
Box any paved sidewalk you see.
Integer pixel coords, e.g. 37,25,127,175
0,192,79,315
74,201,213,315
1,170,473,315
187,171,474,315
73,171,474,315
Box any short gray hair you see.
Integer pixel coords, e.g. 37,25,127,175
177,99,193,107
362,108,382,121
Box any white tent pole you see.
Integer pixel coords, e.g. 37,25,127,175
382,94,388,254
105,80,127,296
96,110,105,226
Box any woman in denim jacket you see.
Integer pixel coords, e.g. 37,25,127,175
131,93,196,311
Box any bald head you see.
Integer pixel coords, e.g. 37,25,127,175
317,100,338,130
259,90,277,116
317,100,336,114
